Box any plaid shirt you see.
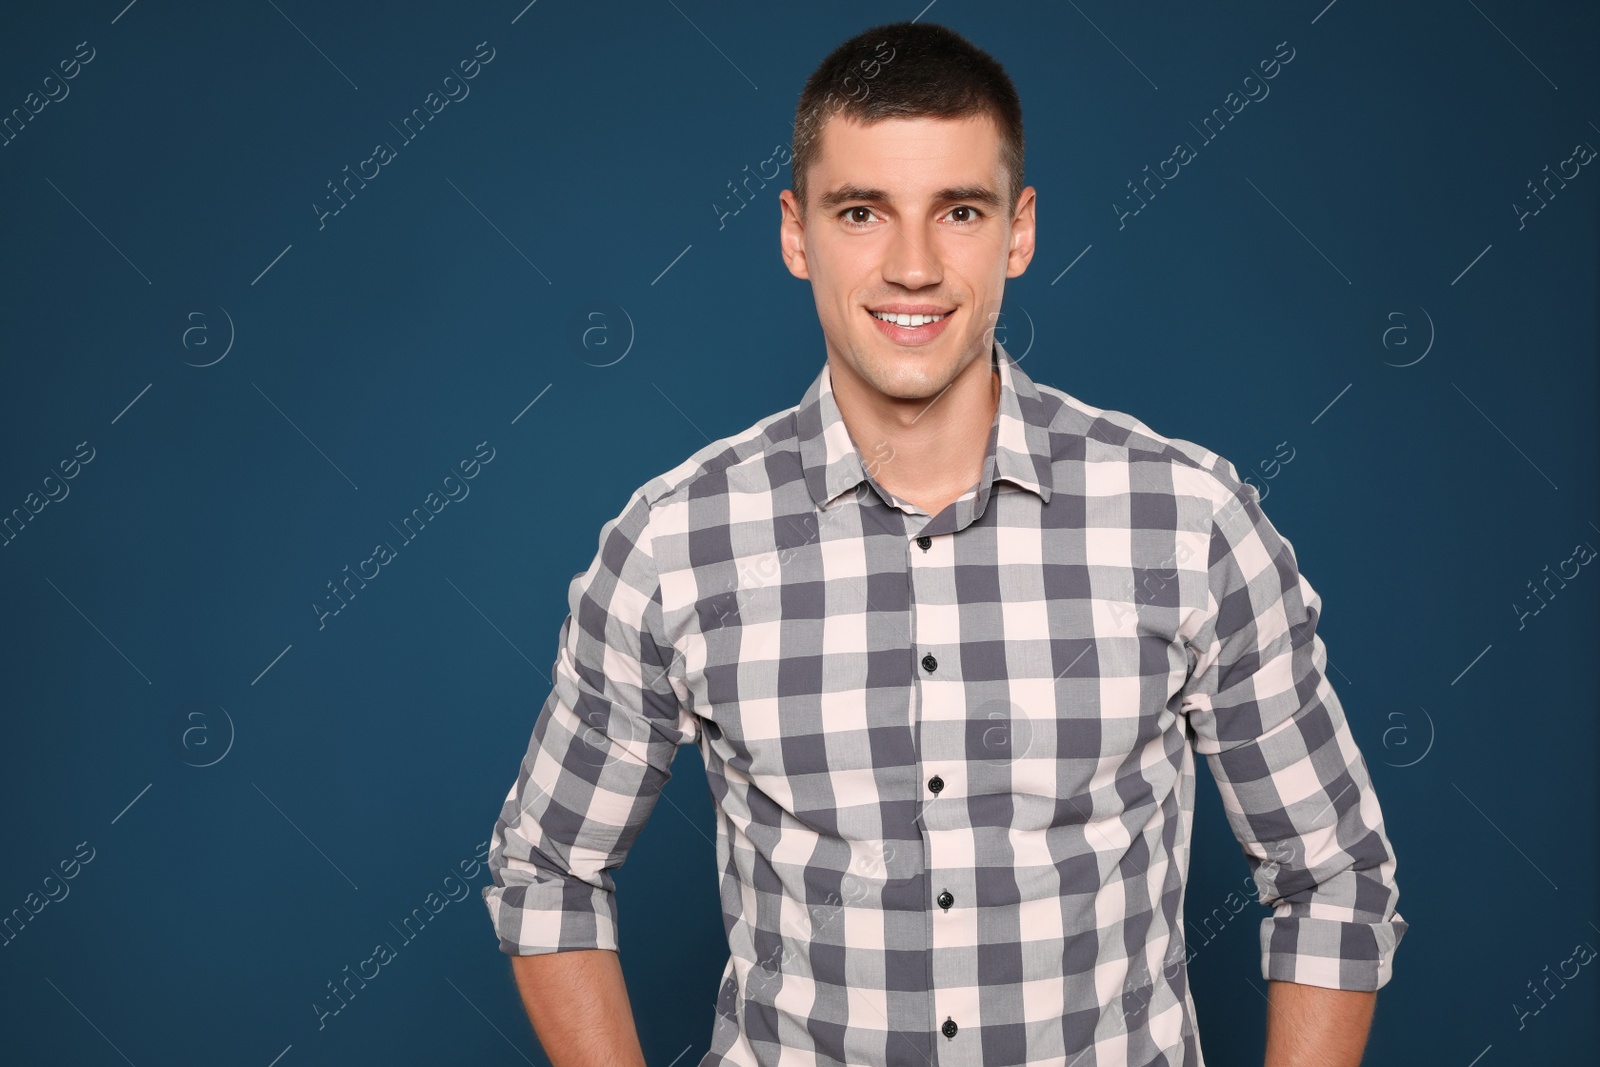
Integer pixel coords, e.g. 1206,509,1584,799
482,342,1408,1067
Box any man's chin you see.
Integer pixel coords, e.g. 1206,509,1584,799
843,343,970,400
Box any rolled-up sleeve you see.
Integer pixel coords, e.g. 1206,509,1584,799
482,488,697,956
1179,461,1408,991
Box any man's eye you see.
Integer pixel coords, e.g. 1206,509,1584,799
842,207,875,226
949,206,983,224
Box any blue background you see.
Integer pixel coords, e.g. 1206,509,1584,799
1,1,1596,1064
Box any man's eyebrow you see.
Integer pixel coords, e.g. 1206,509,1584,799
815,184,1005,211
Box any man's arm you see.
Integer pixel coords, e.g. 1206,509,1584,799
1262,981,1375,1067
1178,462,1407,1066
480,489,697,1054
509,949,646,1067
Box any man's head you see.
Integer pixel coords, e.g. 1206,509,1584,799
779,22,1035,409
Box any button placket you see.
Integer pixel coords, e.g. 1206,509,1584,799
910,514,977,1060
924,774,978,1063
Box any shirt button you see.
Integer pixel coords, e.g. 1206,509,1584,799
941,1018,958,1039
928,775,944,794
916,535,932,551
937,890,954,910
921,653,938,673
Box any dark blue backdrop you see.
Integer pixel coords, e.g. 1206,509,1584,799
2,1,1596,1064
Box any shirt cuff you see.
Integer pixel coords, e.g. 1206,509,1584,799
482,871,620,956
1260,911,1409,991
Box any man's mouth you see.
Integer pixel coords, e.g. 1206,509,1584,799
864,306,956,345
868,309,950,328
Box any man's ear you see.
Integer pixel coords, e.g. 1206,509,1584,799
1005,186,1038,279
779,189,810,280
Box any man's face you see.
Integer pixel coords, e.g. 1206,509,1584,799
779,112,1036,407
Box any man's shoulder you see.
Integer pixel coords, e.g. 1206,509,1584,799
1030,379,1250,505
628,400,804,512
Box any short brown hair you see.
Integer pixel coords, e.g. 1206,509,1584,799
791,22,1025,221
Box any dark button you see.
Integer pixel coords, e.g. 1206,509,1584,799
928,775,944,794
916,535,932,551
941,1018,958,1039
937,890,954,910
921,653,938,673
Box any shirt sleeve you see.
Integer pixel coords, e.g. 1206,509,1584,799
482,488,698,956
1178,462,1408,991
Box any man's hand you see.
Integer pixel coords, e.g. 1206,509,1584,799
509,948,647,1067
1263,979,1377,1066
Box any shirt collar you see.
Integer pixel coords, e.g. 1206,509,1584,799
796,339,1055,512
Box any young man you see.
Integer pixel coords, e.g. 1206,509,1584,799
482,21,1407,1067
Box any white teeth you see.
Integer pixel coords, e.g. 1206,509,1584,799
871,310,947,327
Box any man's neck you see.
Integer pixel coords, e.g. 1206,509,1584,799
829,348,1001,517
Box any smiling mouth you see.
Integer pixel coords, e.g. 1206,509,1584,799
867,308,953,328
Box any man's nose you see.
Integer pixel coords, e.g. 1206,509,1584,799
879,216,943,290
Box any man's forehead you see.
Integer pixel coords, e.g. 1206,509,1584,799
816,111,999,153
810,113,1003,201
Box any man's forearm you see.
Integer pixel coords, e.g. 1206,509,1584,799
1263,979,1377,1067
510,948,646,1067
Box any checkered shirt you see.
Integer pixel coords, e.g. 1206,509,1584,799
482,341,1408,1067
